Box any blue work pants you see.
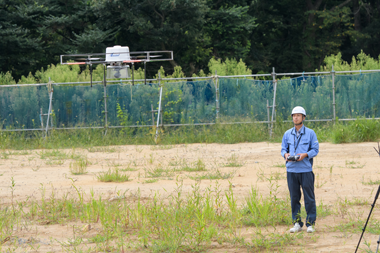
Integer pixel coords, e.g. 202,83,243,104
287,171,316,227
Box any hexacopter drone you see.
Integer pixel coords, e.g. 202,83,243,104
60,46,173,86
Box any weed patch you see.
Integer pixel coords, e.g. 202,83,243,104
189,169,235,180
40,149,69,160
242,187,291,227
150,145,174,150
144,166,174,178
70,158,89,175
362,178,380,185
120,167,139,172
87,146,117,152
143,179,159,184
97,169,131,182
179,159,207,172
345,160,365,169
273,163,286,168
46,159,64,166
223,154,243,167
0,152,9,159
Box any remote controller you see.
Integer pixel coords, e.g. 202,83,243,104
287,155,300,161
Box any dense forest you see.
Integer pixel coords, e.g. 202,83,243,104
1,0,380,80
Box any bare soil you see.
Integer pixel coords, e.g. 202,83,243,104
1,141,380,252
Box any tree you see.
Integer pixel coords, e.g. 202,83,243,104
0,0,45,78
90,0,211,76
204,0,256,61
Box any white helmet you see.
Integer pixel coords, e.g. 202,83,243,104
291,106,306,116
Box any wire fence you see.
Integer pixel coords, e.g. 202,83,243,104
1,67,380,136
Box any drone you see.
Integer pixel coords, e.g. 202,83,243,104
60,46,173,87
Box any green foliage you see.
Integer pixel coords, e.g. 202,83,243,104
208,58,252,76
34,64,103,84
70,158,89,175
2,50,380,86
320,51,380,72
97,168,131,182
243,187,291,226
2,0,380,80
303,6,360,69
2,117,379,151
116,102,132,135
205,3,256,61
188,169,235,180
39,149,68,160
330,118,380,143
224,154,243,167
0,72,16,85
18,72,37,84
180,159,207,172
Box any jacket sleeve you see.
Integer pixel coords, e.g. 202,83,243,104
281,133,289,158
307,131,319,159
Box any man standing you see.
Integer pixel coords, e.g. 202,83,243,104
281,106,319,233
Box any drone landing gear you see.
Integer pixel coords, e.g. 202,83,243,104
144,61,147,85
132,63,134,86
90,64,93,88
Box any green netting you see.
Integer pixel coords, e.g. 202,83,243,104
335,73,380,118
107,83,160,126
52,84,105,127
218,78,274,122
107,79,216,126
1,72,380,130
0,85,50,129
276,75,333,120
160,80,216,124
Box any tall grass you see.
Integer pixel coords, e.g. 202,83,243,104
330,118,380,143
0,123,269,150
0,118,379,150
1,180,315,252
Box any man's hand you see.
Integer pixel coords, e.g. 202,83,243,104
284,153,290,161
297,153,308,161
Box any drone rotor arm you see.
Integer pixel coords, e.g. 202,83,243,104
67,62,86,65
123,60,142,63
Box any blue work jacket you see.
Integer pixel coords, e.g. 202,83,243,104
281,125,319,173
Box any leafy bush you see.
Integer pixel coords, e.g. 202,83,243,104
330,118,380,143
319,50,380,72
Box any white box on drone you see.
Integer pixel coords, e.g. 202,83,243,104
105,46,130,62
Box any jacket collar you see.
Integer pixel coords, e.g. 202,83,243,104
291,125,305,136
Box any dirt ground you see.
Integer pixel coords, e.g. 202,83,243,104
1,141,380,252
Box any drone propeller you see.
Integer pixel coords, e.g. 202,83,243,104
132,55,162,59
374,142,380,156
76,58,103,61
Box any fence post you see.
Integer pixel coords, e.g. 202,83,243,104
270,67,277,138
45,77,54,136
155,72,163,142
103,64,108,134
331,64,336,123
267,99,271,136
214,70,219,122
